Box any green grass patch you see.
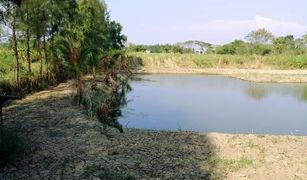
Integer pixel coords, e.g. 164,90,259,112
218,157,253,171
0,47,49,95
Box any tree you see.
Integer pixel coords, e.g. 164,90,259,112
11,4,19,86
273,35,295,54
245,28,274,44
294,38,306,54
107,21,127,49
216,44,235,55
28,0,49,80
0,0,21,86
18,0,32,74
216,40,248,55
251,44,272,55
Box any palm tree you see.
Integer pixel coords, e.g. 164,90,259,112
55,38,86,105
80,47,100,80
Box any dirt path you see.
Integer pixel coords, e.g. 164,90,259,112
1,81,307,179
139,68,307,83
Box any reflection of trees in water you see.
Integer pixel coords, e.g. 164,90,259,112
245,85,269,100
142,75,307,103
299,87,307,101
245,83,307,102
280,85,307,102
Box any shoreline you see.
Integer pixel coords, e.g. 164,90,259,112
137,68,307,83
128,127,306,138
1,79,307,179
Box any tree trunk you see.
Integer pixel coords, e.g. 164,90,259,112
26,0,31,74
77,77,84,106
43,34,48,80
12,13,19,87
26,27,31,73
50,32,58,80
92,67,96,80
37,33,42,80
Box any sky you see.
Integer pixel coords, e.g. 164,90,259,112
105,0,307,45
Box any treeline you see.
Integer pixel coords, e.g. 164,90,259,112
128,28,307,57
216,29,307,56
0,1,140,165
127,43,194,54
0,0,127,95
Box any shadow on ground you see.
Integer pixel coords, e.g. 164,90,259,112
0,82,221,179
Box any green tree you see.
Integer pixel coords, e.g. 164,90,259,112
250,44,272,56
0,0,21,86
273,35,295,54
245,28,274,44
216,40,247,55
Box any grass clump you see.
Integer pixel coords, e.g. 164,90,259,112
218,157,253,171
82,164,136,180
0,129,25,167
97,170,136,180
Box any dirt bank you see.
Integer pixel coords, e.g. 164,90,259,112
139,68,307,83
0,80,306,179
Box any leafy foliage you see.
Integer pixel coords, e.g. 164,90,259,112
0,0,134,165
82,54,140,133
127,43,194,54
245,28,274,44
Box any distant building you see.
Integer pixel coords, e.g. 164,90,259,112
193,46,206,54
177,41,210,54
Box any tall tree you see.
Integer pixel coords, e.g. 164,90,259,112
245,28,274,44
28,0,48,80
19,0,32,74
11,4,19,86
273,35,295,54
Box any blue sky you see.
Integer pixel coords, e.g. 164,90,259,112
105,0,307,45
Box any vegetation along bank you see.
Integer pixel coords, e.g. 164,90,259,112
0,0,307,179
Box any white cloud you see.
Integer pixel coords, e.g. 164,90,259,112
187,16,307,44
131,16,307,44
253,16,307,36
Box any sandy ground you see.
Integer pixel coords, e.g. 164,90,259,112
139,68,307,83
0,80,307,179
208,133,307,180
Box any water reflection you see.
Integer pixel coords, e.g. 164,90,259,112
245,85,269,100
119,75,307,136
245,83,307,102
299,87,307,101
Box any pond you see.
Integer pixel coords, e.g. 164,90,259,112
119,74,307,136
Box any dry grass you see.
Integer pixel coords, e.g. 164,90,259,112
208,133,307,180
133,53,307,83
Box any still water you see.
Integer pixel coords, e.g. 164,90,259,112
119,75,307,136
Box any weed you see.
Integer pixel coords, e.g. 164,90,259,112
218,157,253,171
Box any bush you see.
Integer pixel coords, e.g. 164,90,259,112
0,129,25,167
82,85,126,133
251,44,272,55
216,44,236,55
